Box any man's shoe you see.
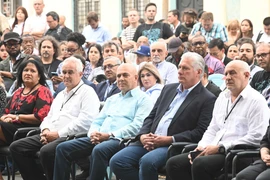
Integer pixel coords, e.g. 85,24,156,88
75,170,89,180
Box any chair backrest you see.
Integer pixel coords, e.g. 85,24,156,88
208,74,225,87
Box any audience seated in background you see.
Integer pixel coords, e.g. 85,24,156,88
166,60,270,180
201,65,221,97
138,62,163,104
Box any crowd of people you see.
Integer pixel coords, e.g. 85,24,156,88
0,0,269,180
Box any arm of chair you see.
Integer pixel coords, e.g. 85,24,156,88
13,127,40,141
74,133,87,139
231,149,260,178
181,144,198,154
167,142,197,159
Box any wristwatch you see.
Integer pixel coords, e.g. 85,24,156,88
218,144,226,154
15,114,20,121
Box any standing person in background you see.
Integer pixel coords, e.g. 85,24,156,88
133,2,173,44
238,19,253,40
23,0,47,41
117,16,129,37
0,12,10,41
167,9,181,34
253,17,270,43
82,11,111,48
121,9,140,51
45,11,72,42
11,6,28,36
226,19,240,45
58,15,72,35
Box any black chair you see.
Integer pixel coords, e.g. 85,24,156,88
0,127,40,180
180,143,259,180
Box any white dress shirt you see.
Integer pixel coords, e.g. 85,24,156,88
154,61,178,85
23,12,48,34
40,81,100,137
198,85,270,150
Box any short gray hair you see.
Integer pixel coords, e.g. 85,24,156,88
181,52,205,78
62,57,83,73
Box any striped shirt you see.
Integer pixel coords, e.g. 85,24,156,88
121,25,137,41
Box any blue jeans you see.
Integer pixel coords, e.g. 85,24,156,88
53,137,120,180
110,145,168,180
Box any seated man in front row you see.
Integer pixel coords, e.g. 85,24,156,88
110,52,217,180
10,57,100,180
53,63,153,180
166,60,270,180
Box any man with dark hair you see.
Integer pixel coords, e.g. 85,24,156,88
238,38,262,80
38,36,62,78
45,11,72,42
82,11,111,47
253,16,270,43
208,38,232,66
168,9,181,34
21,34,39,55
201,65,221,97
191,35,225,75
133,2,173,44
0,32,28,91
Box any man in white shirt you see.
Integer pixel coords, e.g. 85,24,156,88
10,57,100,180
253,17,270,43
23,0,48,40
167,9,181,34
166,60,270,180
150,41,178,84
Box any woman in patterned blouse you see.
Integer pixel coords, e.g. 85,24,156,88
0,60,53,145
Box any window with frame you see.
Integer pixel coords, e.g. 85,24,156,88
122,0,149,19
74,0,101,32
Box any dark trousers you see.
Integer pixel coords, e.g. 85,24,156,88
9,134,66,180
236,159,270,180
54,137,121,180
166,152,225,180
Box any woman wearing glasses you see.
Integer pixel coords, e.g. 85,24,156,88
138,62,163,104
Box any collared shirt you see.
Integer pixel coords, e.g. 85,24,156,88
191,22,228,43
154,60,178,85
155,82,199,136
12,22,24,36
40,80,100,137
104,80,117,100
170,21,181,34
23,12,48,34
141,83,163,104
204,53,225,75
82,23,111,45
88,87,153,138
198,85,270,151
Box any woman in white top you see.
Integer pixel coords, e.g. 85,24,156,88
86,44,104,83
138,62,163,104
11,6,28,36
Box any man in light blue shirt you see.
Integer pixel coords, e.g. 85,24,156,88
53,63,153,180
82,11,111,48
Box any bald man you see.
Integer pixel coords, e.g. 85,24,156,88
53,63,153,180
166,60,270,180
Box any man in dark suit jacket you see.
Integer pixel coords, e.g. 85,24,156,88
110,52,217,180
208,38,232,66
202,65,222,97
95,56,121,101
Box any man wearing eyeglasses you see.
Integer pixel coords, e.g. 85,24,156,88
0,32,28,91
191,35,225,75
250,43,270,98
95,56,121,102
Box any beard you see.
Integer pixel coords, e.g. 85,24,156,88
8,49,20,58
42,52,50,58
152,56,161,64
240,55,253,65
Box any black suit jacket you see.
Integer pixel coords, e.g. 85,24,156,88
224,56,232,66
137,82,216,143
95,81,120,101
206,80,222,97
